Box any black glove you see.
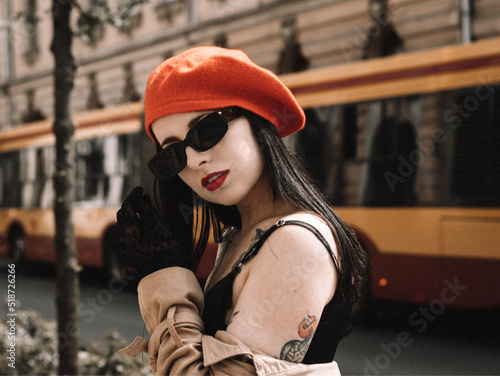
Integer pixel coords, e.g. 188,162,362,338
107,186,190,278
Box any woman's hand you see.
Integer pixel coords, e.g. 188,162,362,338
106,186,190,277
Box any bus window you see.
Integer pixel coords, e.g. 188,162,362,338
363,113,417,207
74,133,141,207
0,152,22,208
450,86,500,207
36,147,54,209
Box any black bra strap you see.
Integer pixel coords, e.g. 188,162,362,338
231,219,341,274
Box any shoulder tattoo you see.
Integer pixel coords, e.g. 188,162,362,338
251,228,265,243
231,227,267,267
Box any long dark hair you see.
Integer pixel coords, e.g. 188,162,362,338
156,108,368,302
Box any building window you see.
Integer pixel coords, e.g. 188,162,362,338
154,0,187,22
116,0,143,34
22,0,39,65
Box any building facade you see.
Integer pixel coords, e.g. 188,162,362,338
1,0,499,129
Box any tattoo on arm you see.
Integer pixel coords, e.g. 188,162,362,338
279,313,318,362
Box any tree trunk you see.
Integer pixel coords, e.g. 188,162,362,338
50,1,80,374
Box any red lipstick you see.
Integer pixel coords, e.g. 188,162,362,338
202,170,229,191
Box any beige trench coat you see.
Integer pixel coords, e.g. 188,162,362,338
120,267,341,376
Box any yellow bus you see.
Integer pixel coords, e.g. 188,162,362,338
0,103,145,279
280,36,500,310
0,102,218,281
1,37,499,309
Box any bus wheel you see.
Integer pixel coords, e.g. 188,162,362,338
9,232,25,264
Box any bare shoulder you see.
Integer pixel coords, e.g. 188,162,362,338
248,212,338,301
228,213,340,359
270,212,338,260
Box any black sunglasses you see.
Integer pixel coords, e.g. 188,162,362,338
148,107,242,180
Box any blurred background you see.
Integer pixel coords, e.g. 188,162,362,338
1,0,499,374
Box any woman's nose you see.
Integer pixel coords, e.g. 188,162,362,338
184,146,208,169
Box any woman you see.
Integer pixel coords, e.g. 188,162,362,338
109,46,367,375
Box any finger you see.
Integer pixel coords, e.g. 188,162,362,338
122,187,143,206
135,194,163,222
116,211,134,227
124,186,144,210
117,201,138,226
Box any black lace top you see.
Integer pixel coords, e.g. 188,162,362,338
202,219,352,364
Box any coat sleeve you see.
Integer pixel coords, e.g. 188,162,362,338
119,267,342,376
120,267,257,375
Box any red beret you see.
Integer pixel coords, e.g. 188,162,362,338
144,46,305,140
